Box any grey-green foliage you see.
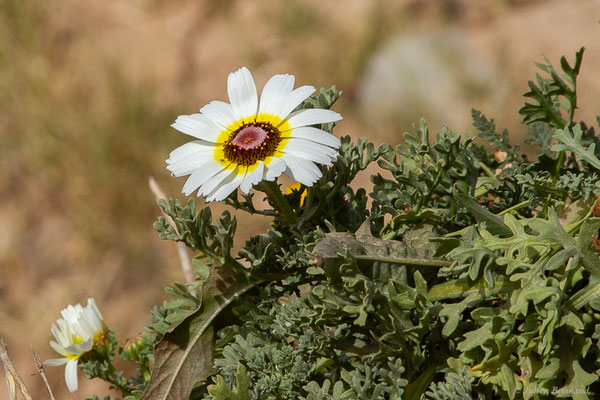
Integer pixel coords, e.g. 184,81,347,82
299,134,390,233
424,369,475,400
471,109,523,163
441,212,600,399
199,221,436,399
207,365,251,400
204,256,420,399
80,329,137,398
86,48,600,400
197,48,600,400
519,47,584,128
552,124,600,172
371,119,479,239
153,198,237,261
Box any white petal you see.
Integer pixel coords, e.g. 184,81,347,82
281,138,338,165
169,160,216,178
285,109,343,129
65,339,93,355
182,163,227,196
168,141,215,162
259,74,295,116
50,324,69,347
227,67,258,121
61,305,80,323
65,359,79,392
282,126,341,148
263,157,287,181
44,357,69,366
281,154,323,186
239,162,265,193
271,85,315,119
171,114,223,142
205,168,246,202
199,167,235,197
50,340,68,357
199,101,238,129
86,299,103,329
167,143,216,177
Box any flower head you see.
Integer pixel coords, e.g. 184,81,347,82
45,298,106,392
167,67,342,202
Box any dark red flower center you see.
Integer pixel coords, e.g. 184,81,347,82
223,121,281,166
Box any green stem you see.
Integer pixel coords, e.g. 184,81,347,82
313,357,334,375
554,151,565,179
304,186,315,213
542,150,566,213
302,169,349,224
106,362,134,397
223,254,250,277
479,162,499,181
325,170,349,204
258,180,298,224
498,200,533,216
304,190,328,222
354,255,453,268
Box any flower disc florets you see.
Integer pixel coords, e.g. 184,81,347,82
223,121,281,166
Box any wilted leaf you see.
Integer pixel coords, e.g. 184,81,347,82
140,268,255,400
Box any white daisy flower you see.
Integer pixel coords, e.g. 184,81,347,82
45,298,106,392
167,67,342,202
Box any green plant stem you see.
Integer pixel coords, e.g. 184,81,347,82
258,181,298,224
223,254,250,277
106,362,134,397
303,186,315,215
554,150,565,179
302,169,349,224
479,162,498,180
498,200,533,216
541,150,566,214
354,255,453,268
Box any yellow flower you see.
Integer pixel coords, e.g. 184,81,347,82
285,182,307,207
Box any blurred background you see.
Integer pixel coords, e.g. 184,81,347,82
1,0,599,397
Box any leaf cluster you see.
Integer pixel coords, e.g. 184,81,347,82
85,48,600,400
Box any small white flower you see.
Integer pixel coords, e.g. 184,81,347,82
45,298,106,392
167,67,343,202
